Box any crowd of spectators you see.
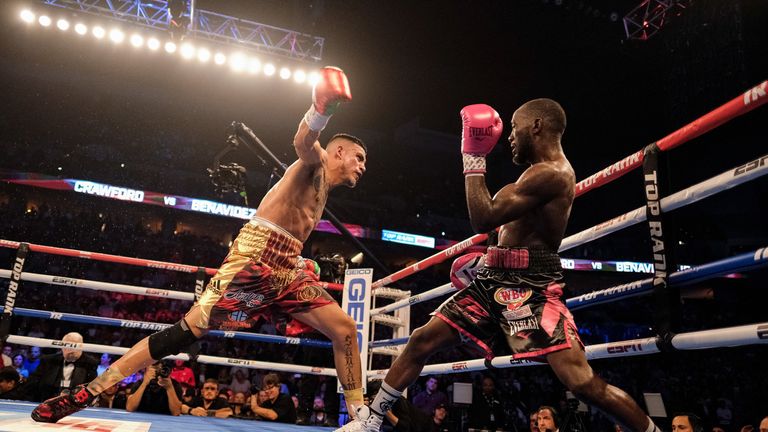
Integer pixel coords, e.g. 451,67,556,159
0,191,765,430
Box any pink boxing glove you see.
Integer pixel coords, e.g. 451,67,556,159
460,104,503,175
449,252,486,290
304,66,352,132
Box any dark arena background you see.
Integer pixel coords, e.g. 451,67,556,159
0,1,766,431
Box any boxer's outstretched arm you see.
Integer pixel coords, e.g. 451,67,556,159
466,163,564,233
293,120,324,165
295,66,352,166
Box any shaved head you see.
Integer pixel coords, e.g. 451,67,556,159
519,98,567,136
327,133,366,153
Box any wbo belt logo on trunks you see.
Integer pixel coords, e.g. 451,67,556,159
494,288,532,311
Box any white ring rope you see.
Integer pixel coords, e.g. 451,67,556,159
368,322,768,379
0,269,194,301
6,335,337,377
559,152,768,252
369,154,768,318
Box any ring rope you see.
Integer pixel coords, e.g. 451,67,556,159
574,80,767,196
11,307,333,348
0,239,344,292
561,152,768,252
365,243,768,336
0,269,195,301
5,335,337,376
368,322,768,379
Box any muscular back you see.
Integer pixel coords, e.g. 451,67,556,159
255,158,329,242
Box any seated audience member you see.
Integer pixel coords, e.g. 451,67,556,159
12,353,29,379
0,367,26,400
250,373,296,423
95,383,126,409
672,413,704,432
432,403,450,432
23,346,42,374
230,391,252,418
26,332,98,401
308,397,328,426
537,406,560,432
759,416,768,432
182,378,232,418
169,360,195,391
412,376,448,417
126,362,183,416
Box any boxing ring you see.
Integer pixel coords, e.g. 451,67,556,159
0,80,766,430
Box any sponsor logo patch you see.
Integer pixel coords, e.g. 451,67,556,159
494,287,532,310
502,304,532,321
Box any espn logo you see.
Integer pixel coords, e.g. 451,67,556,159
607,343,643,354
758,324,768,340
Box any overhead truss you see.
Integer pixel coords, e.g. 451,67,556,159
623,0,691,41
41,0,324,62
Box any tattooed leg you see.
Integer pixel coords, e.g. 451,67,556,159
290,304,363,413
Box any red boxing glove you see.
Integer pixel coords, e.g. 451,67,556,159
304,66,352,132
460,104,503,175
449,252,485,290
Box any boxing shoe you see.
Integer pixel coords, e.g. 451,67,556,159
31,385,95,423
334,404,383,432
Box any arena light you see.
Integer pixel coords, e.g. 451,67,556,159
214,52,226,65
229,53,247,72
20,9,35,24
247,58,261,74
109,28,125,44
56,18,70,31
92,26,106,39
293,70,306,84
38,15,52,27
129,34,143,48
263,63,276,76
308,71,321,87
74,23,87,35
164,41,177,53
180,43,195,60
279,67,291,80
147,37,160,51
197,47,211,63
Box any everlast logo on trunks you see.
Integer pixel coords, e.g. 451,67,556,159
469,126,495,137
508,317,539,335
494,288,532,310
4,255,26,314
224,290,265,307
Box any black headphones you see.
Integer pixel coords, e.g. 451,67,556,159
538,405,560,429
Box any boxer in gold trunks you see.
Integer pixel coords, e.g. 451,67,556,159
32,66,370,425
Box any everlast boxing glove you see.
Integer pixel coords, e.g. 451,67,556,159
460,104,503,175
